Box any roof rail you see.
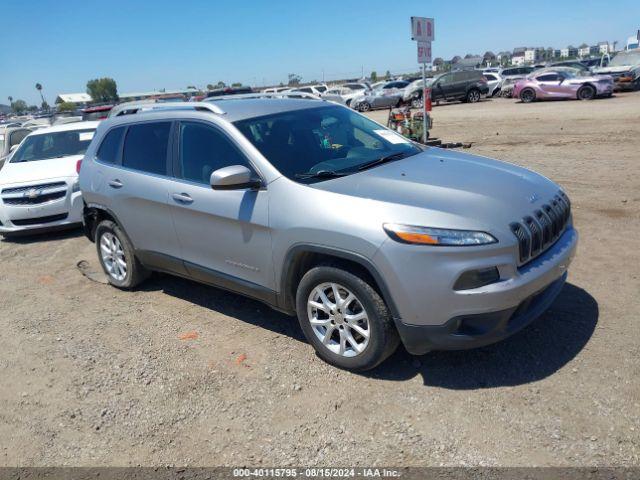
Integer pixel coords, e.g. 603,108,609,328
204,91,323,102
123,101,226,116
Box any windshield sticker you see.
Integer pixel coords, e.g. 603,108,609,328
374,129,410,144
79,132,95,141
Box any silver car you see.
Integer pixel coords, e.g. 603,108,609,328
351,81,409,112
79,97,578,371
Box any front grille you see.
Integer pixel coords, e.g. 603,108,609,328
511,191,571,265
1,181,68,206
3,191,66,205
12,213,68,226
1,182,67,195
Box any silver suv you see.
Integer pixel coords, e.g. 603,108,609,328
79,97,578,371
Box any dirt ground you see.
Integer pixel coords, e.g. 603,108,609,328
1,93,638,467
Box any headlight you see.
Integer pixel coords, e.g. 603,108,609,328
383,223,497,246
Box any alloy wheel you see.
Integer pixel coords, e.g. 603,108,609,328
307,282,370,357
100,232,127,281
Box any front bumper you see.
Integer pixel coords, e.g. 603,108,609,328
396,272,566,354
0,178,83,235
373,225,578,354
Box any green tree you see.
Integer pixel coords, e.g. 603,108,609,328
231,82,242,87
370,71,378,82
11,99,28,114
8,96,13,104
27,105,38,112
41,100,49,111
216,81,226,88
86,77,118,103
206,84,215,90
384,70,391,80
57,101,76,112
288,73,302,86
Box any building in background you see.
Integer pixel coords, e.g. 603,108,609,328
578,43,590,57
524,47,544,63
512,47,526,65
561,45,578,58
55,93,92,107
598,41,611,54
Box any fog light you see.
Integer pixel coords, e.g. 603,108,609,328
453,267,500,291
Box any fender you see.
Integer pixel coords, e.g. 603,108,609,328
278,243,400,319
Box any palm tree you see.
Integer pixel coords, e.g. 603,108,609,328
35,83,46,107
8,96,13,104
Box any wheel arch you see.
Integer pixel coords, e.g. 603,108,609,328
82,203,127,244
577,82,597,98
279,245,400,318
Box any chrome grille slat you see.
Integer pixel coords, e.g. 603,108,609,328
1,181,67,195
511,191,571,265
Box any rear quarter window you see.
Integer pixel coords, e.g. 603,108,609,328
96,127,125,164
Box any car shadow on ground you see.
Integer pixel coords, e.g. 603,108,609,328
146,275,597,389
365,282,598,389
143,273,306,343
1,228,84,244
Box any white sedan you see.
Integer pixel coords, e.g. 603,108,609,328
0,121,99,237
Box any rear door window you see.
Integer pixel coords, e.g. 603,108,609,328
122,122,171,175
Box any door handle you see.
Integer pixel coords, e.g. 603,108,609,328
108,179,123,189
172,193,193,204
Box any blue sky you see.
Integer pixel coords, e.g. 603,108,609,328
1,0,637,105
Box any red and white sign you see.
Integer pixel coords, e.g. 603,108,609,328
417,41,432,64
411,17,434,42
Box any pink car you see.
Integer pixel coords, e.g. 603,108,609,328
513,68,614,102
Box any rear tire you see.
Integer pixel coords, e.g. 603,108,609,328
358,102,371,112
95,220,149,289
577,85,596,100
520,88,536,103
295,265,399,371
411,97,423,109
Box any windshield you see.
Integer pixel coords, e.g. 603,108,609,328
234,105,421,183
610,51,640,67
10,129,95,163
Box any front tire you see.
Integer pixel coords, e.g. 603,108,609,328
296,265,399,371
577,85,596,100
411,97,423,109
95,220,149,289
466,89,481,103
357,102,371,112
520,88,536,103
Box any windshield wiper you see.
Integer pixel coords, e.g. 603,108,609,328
294,170,351,180
357,152,409,172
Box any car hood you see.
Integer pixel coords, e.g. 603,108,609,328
593,65,637,74
311,148,561,231
0,154,81,186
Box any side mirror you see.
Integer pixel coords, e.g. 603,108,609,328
210,165,261,190
10,144,19,153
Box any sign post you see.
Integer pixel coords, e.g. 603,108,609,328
411,17,434,143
